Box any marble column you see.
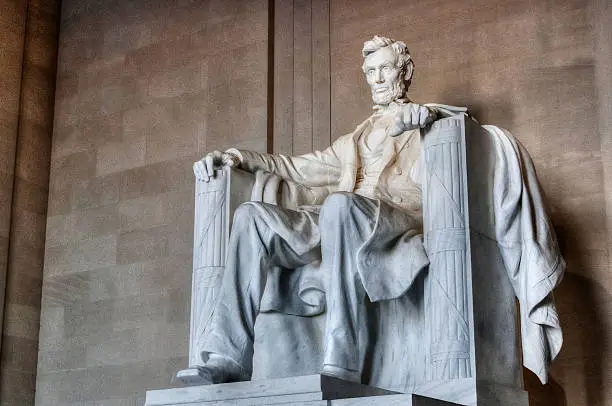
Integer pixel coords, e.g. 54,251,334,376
0,0,60,404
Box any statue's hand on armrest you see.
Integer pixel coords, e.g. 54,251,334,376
386,103,437,137
193,150,241,182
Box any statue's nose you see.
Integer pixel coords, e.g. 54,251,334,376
375,70,384,83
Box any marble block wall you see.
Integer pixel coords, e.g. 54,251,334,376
37,0,612,405
36,1,269,405
0,0,60,404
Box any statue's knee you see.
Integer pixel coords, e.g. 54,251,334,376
232,202,262,228
320,192,356,222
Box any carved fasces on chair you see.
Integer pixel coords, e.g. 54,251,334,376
189,169,228,367
188,168,255,368
422,116,472,381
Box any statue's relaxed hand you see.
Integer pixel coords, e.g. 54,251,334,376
193,150,241,182
386,103,436,137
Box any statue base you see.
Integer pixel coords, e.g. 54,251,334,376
144,374,459,405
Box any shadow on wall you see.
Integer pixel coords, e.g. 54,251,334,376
461,93,608,405
525,256,611,406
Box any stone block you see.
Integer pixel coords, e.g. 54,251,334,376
11,177,49,214
118,190,193,234
96,136,146,176
47,183,72,216
10,206,47,248
124,34,197,78
38,340,87,373
54,111,123,159
37,305,64,351
118,159,193,201
0,369,36,406
35,356,186,405
15,122,52,186
44,234,117,274
85,321,188,368
145,374,396,406
86,254,191,302
49,150,96,191
0,335,38,373
116,226,170,265
72,204,118,241
41,271,89,307
4,265,42,308
146,60,206,100
71,172,121,212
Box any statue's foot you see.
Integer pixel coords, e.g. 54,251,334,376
321,364,361,383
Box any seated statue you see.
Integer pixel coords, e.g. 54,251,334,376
190,35,564,397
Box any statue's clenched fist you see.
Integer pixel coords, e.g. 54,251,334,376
386,103,436,137
193,150,241,182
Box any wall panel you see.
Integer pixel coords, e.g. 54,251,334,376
0,0,60,404
272,0,331,155
36,1,269,404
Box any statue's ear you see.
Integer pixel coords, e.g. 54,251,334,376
404,61,414,82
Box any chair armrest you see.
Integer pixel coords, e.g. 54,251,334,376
186,167,255,371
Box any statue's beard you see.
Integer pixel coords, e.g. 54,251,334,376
371,80,405,106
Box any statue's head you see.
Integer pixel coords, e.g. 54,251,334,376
362,35,413,106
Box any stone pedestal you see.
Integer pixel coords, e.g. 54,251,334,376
144,374,458,405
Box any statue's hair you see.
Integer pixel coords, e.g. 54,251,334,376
362,35,413,75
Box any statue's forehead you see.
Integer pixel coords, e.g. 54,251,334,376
363,47,397,68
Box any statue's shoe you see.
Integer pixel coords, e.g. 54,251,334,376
321,364,361,383
190,355,250,385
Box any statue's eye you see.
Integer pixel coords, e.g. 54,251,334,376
382,66,391,73
367,69,375,76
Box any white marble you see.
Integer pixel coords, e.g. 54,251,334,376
146,374,395,406
173,35,564,405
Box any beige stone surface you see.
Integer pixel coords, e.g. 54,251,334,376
0,0,28,364
0,0,60,404
37,0,269,404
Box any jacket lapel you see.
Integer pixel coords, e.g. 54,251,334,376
380,128,419,170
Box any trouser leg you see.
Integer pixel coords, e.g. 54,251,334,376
202,201,321,375
318,192,378,379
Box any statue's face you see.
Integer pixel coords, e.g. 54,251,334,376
363,46,404,106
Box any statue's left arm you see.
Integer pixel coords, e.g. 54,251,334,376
226,135,351,188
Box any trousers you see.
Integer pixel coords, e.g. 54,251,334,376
202,192,384,376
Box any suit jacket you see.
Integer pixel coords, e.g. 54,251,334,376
231,108,424,218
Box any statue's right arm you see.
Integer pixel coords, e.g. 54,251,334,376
195,136,349,187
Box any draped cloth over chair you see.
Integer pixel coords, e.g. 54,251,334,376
180,112,564,405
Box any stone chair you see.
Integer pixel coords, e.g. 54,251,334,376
177,113,533,405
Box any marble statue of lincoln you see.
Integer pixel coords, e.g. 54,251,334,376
190,31,567,392
192,35,439,384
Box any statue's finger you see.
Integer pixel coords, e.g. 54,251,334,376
411,105,420,126
419,107,429,127
202,163,209,181
205,155,214,181
194,161,203,180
